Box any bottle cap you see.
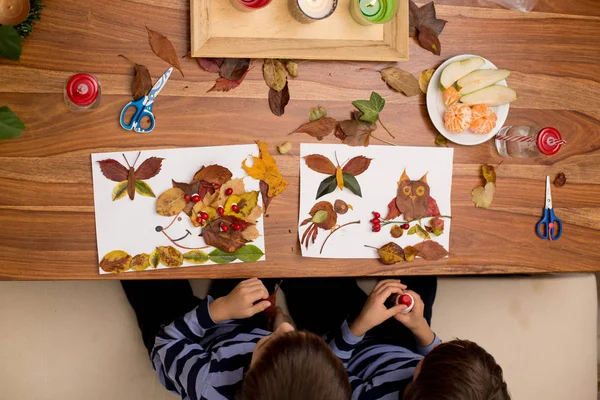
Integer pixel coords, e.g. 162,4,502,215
66,74,99,107
537,127,564,156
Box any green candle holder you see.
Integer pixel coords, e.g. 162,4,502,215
350,0,398,26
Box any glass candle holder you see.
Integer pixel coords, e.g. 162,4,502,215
229,0,272,12
350,0,398,25
289,0,338,24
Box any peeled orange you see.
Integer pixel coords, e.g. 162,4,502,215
442,86,460,106
469,104,498,134
444,103,472,133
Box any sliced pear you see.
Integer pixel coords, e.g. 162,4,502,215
440,57,486,90
459,85,518,107
457,69,511,95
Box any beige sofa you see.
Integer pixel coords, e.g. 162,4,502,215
0,274,596,400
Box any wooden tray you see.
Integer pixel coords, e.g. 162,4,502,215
190,0,409,61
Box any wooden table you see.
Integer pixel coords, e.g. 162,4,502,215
0,0,599,280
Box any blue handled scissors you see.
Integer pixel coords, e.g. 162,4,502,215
536,176,562,240
119,67,173,133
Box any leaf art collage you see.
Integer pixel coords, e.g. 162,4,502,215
92,142,287,274
298,144,453,264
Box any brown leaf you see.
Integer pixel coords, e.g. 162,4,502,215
304,154,336,175
98,159,128,182
260,180,273,211
291,117,337,139
412,241,448,260
219,58,250,81
202,218,248,253
482,164,496,184
263,59,287,91
381,67,421,97
156,187,186,216
100,250,131,273
378,242,405,265
193,165,233,185
554,172,567,187
336,119,377,147
268,82,290,117
146,27,184,76
471,182,496,209
197,58,224,73
409,1,447,37
418,27,441,56
135,157,164,180
207,70,249,93
391,225,404,238
342,156,371,176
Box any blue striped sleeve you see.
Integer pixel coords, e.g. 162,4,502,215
415,333,441,356
329,319,364,367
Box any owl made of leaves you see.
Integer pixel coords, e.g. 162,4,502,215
396,170,430,221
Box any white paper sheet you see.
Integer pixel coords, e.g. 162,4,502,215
299,144,454,258
91,144,265,274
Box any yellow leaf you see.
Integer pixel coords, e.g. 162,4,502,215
112,181,128,201
100,250,131,273
471,182,496,208
335,166,344,190
131,253,150,271
191,202,218,227
156,188,186,216
156,246,183,267
224,191,259,221
242,141,288,198
213,178,245,208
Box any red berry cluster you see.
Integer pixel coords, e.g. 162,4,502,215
370,211,381,232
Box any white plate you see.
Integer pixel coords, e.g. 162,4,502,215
426,54,510,146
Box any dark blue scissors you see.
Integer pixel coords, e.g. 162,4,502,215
119,67,173,133
536,176,562,240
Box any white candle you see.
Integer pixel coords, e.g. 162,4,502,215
290,0,337,23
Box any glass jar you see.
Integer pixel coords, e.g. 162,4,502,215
495,126,565,158
350,0,399,26
229,0,271,12
64,74,101,112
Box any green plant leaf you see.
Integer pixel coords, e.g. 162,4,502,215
370,91,385,112
352,100,379,123
208,248,237,264
183,250,209,264
316,175,337,199
342,173,362,197
233,245,265,263
311,210,328,223
0,26,22,61
407,226,417,235
0,106,25,140
135,180,156,197
112,181,128,201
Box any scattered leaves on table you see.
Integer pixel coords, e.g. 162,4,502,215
277,141,293,154
100,250,132,273
378,242,405,265
146,27,183,76
0,106,25,140
304,154,371,199
471,182,496,209
412,241,448,260
381,67,421,97
208,70,249,93
0,25,22,61
98,153,163,201
291,117,337,139
419,68,435,94
435,133,448,147
119,55,152,100
243,140,288,198
263,59,287,91
554,172,567,187
220,58,250,81
309,105,327,121
268,82,290,116
391,225,404,238
409,1,447,55
197,58,224,73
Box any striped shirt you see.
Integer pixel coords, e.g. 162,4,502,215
151,296,270,400
329,320,441,400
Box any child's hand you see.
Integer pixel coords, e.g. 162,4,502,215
209,278,271,323
350,279,407,337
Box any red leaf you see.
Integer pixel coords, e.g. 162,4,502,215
259,180,272,212
207,70,249,93
135,157,164,180
427,197,441,217
385,198,401,220
198,58,223,73
98,159,128,182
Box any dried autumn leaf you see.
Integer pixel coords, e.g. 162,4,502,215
156,246,183,267
304,154,336,175
277,141,293,155
263,59,287,91
378,242,405,265
409,1,447,38
197,58,224,73
242,141,288,198
435,133,448,147
284,61,299,78
146,27,183,76
418,26,441,56
135,157,164,180
554,172,567,187
259,180,272,211
336,119,377,147
207,70,249,93
131,253,151,271
100,250,131,273
291,117,337,139
193,165,233,185
156,187,186,216
183,250,209,264
269,83,290,117
412,241,448,260
203,218,248,253
391,225,404,238
404,246,417,262
482,164,496,184
471,182,496,209
381,67,421,97
342,156,371,176
309,105,327,122
334,199,348,214
419,68,435,94
219,58,250,81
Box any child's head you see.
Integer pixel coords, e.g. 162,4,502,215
404,339,510,400
238,322,351,400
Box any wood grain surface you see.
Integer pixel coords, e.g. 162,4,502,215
0,0,599,280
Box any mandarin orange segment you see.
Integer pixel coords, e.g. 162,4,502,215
442,87,460,106
469,104,498,134
443,103,472,133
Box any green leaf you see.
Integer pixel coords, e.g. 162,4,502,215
416,224,431,240
342,173,362,197
352,100,379,123
233,245,265,263
407,226,417,235
208,248,237,264
112,181,128,201
311,210,328,223
369,91,385,112
0,106,25,140
0,26,22,61
183,250,209,264
316,175,337,199
135,180,156,197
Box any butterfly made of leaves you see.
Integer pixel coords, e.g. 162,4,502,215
304,154,372,199
98,152,164,201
